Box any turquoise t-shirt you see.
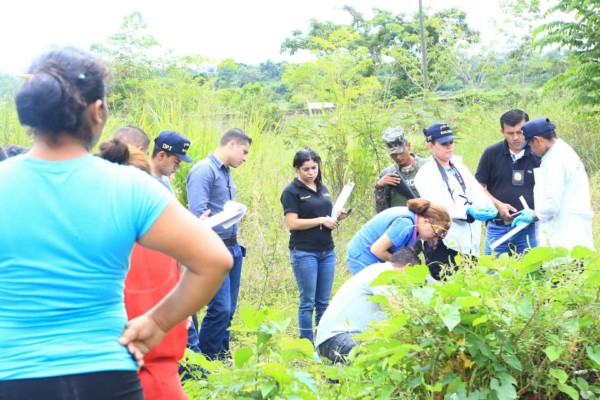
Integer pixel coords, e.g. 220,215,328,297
0,154,171,380
346,207,417,267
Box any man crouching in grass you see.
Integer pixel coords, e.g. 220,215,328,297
315,248,420,364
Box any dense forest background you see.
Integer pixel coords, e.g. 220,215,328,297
1,1,599,398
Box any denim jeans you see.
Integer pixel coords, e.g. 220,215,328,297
317,333,356,364
290,249,336,343
484,222,537,257
198,243,243,360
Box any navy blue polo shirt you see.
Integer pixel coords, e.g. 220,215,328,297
280,178,335,251
475,140,540,210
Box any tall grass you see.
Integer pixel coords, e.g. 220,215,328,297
1,84,599,344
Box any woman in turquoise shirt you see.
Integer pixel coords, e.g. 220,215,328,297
0,47,232,399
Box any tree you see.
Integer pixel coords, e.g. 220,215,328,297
280,7,480,97
380,8,479,93
534,0,600,108
91,12,161,112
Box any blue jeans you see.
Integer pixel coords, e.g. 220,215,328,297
484,222,537,257
198,243,243,360
290,249,336,343
317,333,356,364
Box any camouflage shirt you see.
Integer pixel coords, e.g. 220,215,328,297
374,154,429,213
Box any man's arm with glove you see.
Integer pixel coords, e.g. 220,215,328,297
511,209,537,227
466,205,498,222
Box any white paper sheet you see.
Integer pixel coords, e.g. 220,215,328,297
331,182,355,219
205,201,247,229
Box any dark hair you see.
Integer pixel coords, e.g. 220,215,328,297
293,147,323,186
407,198,451,235
540,130,558,140
500,109,529,129
15,47,108,148
98,138,151,174
390,247,420,267
114,125,150,152
220,128,252,146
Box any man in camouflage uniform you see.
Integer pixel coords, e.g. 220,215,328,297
375,127,428,213
0,145,29,161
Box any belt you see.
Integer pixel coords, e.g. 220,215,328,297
222,237,237,246
488,218,509,226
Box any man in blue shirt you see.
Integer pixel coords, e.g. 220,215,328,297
186,128,252,360
151,131,193,192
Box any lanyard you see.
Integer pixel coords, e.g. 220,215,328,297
434,158,471,206
508,152,528,172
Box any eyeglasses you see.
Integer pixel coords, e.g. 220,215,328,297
431,223,448,239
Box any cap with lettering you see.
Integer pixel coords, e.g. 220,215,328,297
154,130,193,162
424,122,455,144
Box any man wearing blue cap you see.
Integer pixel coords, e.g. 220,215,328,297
511,118,593,250
415,122,496,279
151,130,193,192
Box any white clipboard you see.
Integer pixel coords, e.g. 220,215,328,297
331,182,354,218
205,201,247,229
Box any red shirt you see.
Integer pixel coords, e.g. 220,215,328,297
124,244,188,400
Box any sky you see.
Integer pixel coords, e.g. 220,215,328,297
0,0,524,74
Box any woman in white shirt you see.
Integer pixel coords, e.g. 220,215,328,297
414,123,496,280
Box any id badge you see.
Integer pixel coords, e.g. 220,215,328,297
512,170,524,186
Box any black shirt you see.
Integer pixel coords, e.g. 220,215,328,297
280,178,335,251
475,140,540,210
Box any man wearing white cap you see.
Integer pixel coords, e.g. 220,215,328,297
512,118,594,250
375,126,428,213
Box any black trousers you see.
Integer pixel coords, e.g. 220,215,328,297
0,371,143,400
423,240,459,281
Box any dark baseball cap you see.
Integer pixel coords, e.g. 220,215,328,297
154,131,193,162
518,117,556,150
424,122,455,144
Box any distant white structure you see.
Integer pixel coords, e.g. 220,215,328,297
306,101,334,115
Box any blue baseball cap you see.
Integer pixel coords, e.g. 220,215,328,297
154,131,193,162
424,122,455,144
518,117,556,150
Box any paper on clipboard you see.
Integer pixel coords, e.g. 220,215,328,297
205,201,247,229
331,182,355,218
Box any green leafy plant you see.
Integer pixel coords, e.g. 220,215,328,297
184,307,319,399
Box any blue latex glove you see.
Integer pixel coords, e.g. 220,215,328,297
467,205,498,221
511,209,536,227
